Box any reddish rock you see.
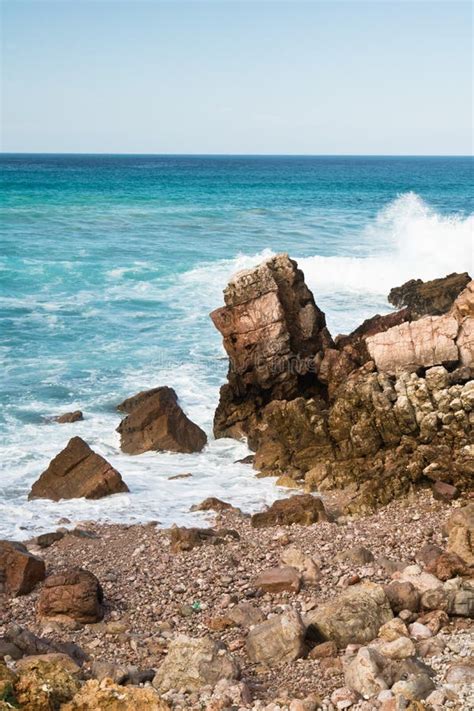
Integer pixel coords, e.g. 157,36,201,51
116,387,207,454
168,526,238,553
383,581,420,614
309,641,338,659
254,566,301,594
28,437,129,501
54,411,84,424
37,568,104,623
251,494,329,528
0,541,46,596
425,552,471,581
388,272,471,317
432,481,460,502
190,497,238,513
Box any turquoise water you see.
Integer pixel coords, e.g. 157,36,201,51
1,154,472,538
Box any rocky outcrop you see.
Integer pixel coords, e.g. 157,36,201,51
211,255,473,512
388,272,471,317
37,568,104,624
116,387,207,454
28,437,129,501
211,254,333,439
0,541,45,596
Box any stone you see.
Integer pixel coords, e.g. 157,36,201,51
388,272,471,317
378,618,409,642
54,411,83,424
391,674,435,701
337,546,375,565
62,678,170,710
344,647,389,699
13,656,81,710
445,661,474,685
384,582,420,614
254,566,301,594
116,386,207,454
280,546,321,585
309,640,338,659
15,652,81,676
36,531,65,549
0,541,45,596
0,624,87,665
425,551,470,581
330,687,360,709
28,437,129,501
168,525,237,553
152,635,239,692
379,637,416,660
431,480,460,501
245,610,305,666
408,623,432,640
444,503,474,566
396,566,443,593
306,583,393,648
190,497,237,513
227,603,264,628
251,495,329,528
416,610,449,635
37,568,104,624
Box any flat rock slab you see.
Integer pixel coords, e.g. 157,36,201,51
254,566,301,594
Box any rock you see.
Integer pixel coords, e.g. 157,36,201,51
254,566,301,594
0,662,16,706
306,583,393,648
378,618,409,642
309,640,338,659
330,686,360,709
36,531,65,549
116,387,207,454
425,551,470,581
152,635,239,692
210,253,333,439
444,578,474,617
28,437,129,501
415,543,444,568
432,480,460,501
190,497,237,513
408,623,432,640
54,411,83,423
227,603,264,628
13,656,81,710
396,565,443,593
0,625,87,665
280,546,321,585
416,610,449,635
15,652,81,676
344,647,389,699
37,568,104,624
379,637,416,660
338,546,374,565
384,582,420,614
62,678,170,710
388,272,471,316
251,495,329,528
445,661,474,685
0,541,45,596
168,525,237,553
444,503,474,566
245,610,305,666
391,673,435,701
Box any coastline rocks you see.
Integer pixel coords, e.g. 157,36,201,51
251,494,329,528
37,568,104,624
116,386,207,454
28,437,129,501
54,410,84,424
168,525,238,553
245,610,306,666
305,583,393,648
0,541,45,596
388,272,471,317
211,253,332,440
13,656,81,710
254,566,302,594
152,635,240,692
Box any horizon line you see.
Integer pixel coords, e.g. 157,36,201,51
1,151,473,159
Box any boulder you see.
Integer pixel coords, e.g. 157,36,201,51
190,497,238,513
431,480,459,501
388,272,471,316
168,525,238,553
152,635,239,692
0,541,45,596
306,583,393,648
116,387,207,454
54,411,84,424
253,566,301,594
227,603,264,628
280,546,321,585
444,503,474,566
383,582,420,614
445,662,474,686
245,610,305,666
28,437,129,501
425,551,471,581
251,495,329,528
62,678,170,710
0,624,86,665
37,568,103,624
344,647,389,698
13,656,81,710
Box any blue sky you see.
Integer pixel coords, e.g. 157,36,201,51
1,1,472,155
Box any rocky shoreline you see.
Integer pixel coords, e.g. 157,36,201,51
1,255,473,710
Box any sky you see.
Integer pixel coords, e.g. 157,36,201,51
1,0,472,155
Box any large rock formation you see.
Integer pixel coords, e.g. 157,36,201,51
388,272,471,317
211,257,473,512
116,387,207,454
28,437,129,501
37,568,104,624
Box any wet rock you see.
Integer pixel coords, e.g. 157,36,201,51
54,411,83,424
168,525,238,553
190,497,238,513
117,386,207,454
37,568,104,624
246,610,305,666
388,272,471,317
306,582,393,648
251,494,329,528
28,437,129,501
152,635,239,692
62,678,170,710
0,541,45,596
254,566,301,594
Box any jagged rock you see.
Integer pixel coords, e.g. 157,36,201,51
444,503,474,566
190,497,239,513
116,386,207,454
37,568,104,624
13,656,81,710
253,566,301,593
54,410,84,423
379,637,416,660
0,625,87,665
388,272,471,316
251,494,329,528
378,618,410,642
152,635,239,692
420,579,474,617
344,647,389,698
168,525,238,553
306,582,393,648
0,541,45,596
62,678,170,710
245,610,305,666
28,437,129,501
425,551,471,581
211,253,332,439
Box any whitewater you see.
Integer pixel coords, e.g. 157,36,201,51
1,154,472,540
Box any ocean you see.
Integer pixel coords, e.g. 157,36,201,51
1,154,472,539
